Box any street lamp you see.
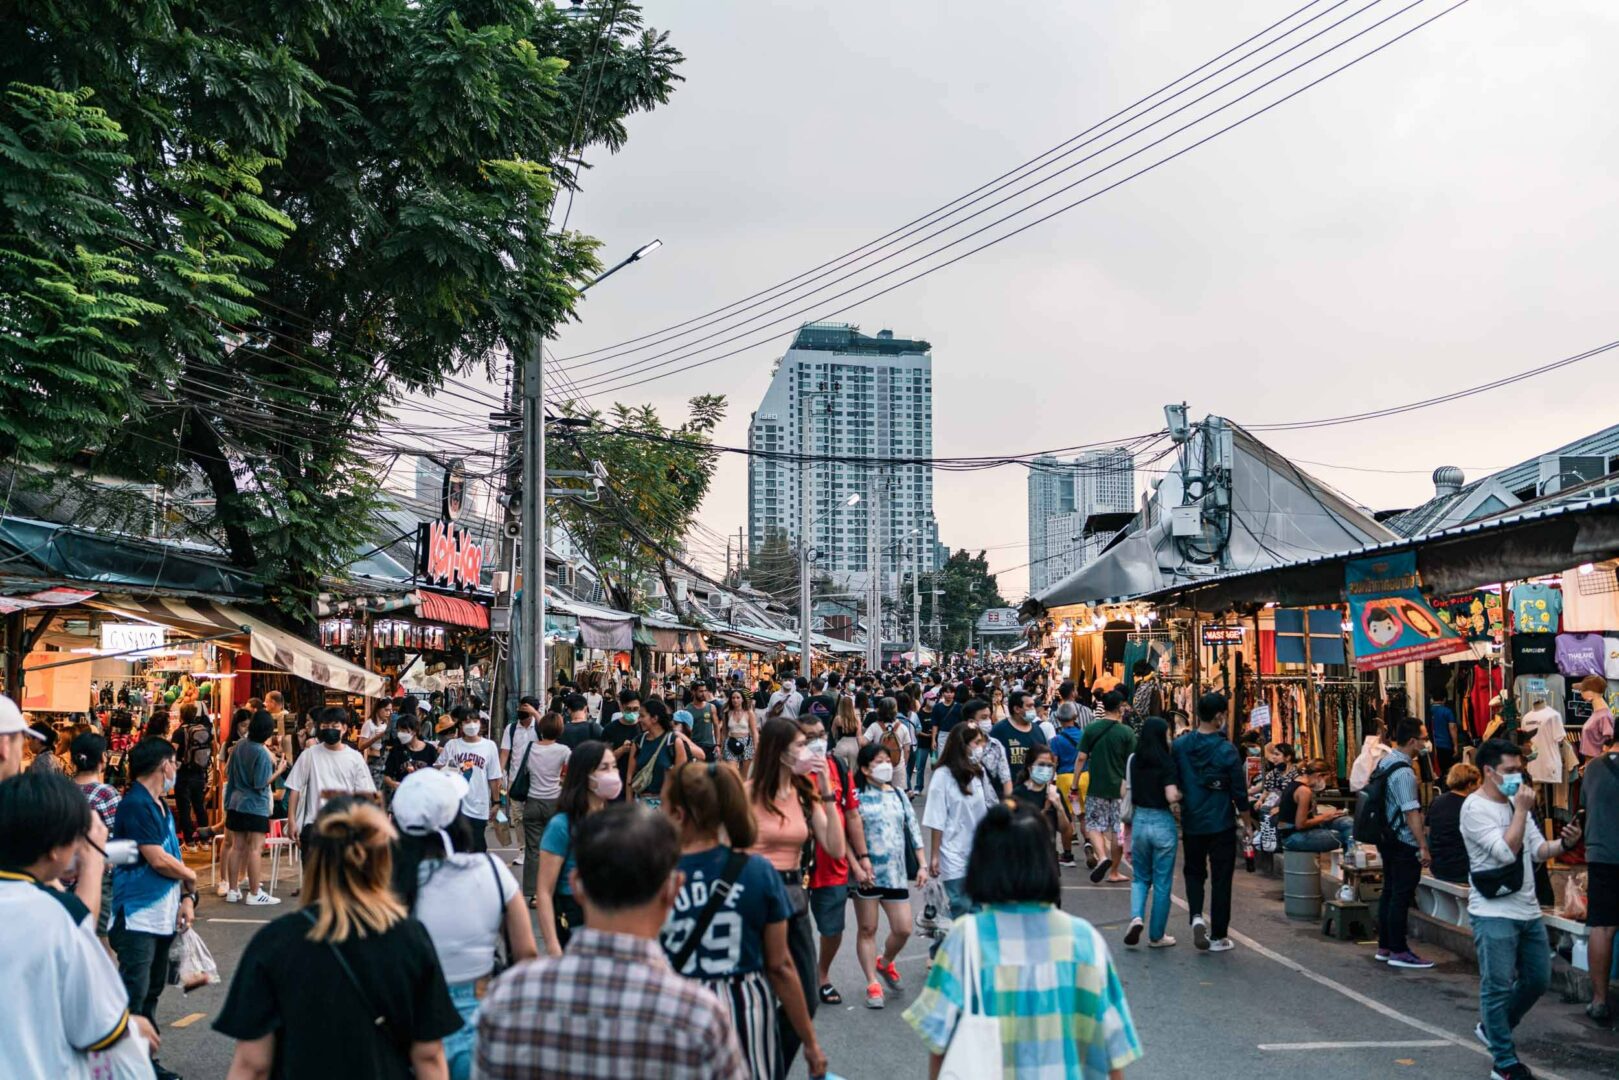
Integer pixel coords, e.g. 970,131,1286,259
518,239,663,701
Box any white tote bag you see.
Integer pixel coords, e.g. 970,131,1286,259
939,914,1004,1080
1119,753,1135,824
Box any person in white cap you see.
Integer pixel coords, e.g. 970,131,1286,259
0,693,45,782
391,768,537,1080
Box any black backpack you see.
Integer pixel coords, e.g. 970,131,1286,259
1353,759,1411,845
184,723,212,770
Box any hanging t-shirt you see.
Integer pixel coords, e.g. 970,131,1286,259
1555,633,1606,678
1561,562,1619,633
1605,636,1619,680
1519,707,1567,785
1510,583,1562,635
661,846,791,978
1510,633,1558,675
1513,674,1565,720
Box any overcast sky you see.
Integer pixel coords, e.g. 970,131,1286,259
536,0,1619,600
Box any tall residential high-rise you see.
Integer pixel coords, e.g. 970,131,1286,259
747,323,939,601
1026,448,1136,594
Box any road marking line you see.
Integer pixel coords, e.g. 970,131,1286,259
1257,1040,1454,1051
1164,894,1572,1080
170,1013,208,1028
207,917,271,924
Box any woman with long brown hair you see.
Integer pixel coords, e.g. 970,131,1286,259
830,695,865,778
720,687,760,778
660,761,828,1080
745,718,845,1078
214,797,461,1079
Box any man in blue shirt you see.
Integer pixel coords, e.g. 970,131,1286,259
1171,692,1254,954
111,738,196,1080
1370,718,1434,969
1428,690,1461,776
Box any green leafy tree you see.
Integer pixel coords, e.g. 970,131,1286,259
1,1,682,615
921,549,1009,655
549,396,725,614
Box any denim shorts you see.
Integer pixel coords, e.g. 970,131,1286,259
810,884,849,935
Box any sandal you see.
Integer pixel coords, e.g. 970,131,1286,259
818,984,843,1005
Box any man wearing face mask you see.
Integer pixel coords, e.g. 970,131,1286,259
110,737,197,1080
1461,739,1584,1079
284,706,376,861
435,705,503,853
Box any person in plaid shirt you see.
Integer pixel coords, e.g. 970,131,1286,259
476,803,748,1080
906,803,1143,1079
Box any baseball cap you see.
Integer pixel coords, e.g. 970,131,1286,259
673,709,694,728
391,768,468,835
0,695,43,740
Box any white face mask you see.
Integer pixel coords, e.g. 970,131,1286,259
976,719,992,733
871,762,895,784
461,722,480,738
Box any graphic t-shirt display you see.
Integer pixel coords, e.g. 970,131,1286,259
1555,633,1607,678
1510,583,1562,634
661,846,791,978
1511,633,1559,675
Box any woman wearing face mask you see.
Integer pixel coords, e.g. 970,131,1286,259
659,761,829,1080
922,721,991,919
434,707,504,854
1124,716,1181,948
966,701,1013,802
391,769,538,1080
1278,760,1354,852
627,699,690,807
535,741,620,952
1010,747,1075,861
745,717,845,1076
852,743,926,1010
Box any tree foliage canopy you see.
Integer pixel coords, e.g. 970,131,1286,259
924,549,1009,655
1,1,682,614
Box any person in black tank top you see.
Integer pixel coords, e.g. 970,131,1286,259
1279,760,1355,852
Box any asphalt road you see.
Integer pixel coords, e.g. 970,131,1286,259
153,836,1616,1080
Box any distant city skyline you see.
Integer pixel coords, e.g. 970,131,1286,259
1026,449,1137,595
540,1,1619,599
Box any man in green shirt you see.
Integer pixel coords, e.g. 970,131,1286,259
688,682,718,763
1075,690,1136,884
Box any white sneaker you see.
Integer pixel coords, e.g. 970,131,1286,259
1208,938,1236,953
215,881,230,897
245,890,283,907
225,890,242,903
1148,936,1178,948
512,854,524,867
1192,917,1210,950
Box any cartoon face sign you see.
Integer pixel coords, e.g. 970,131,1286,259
1365,606,1402,647
1399,600,1444,640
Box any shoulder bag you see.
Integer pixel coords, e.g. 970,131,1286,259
1120,753,1136,824
631,733,671,795
486,853,513,977
939,913,1004,1080
304,909,410,1069
669,849,749,973
506,740,533,803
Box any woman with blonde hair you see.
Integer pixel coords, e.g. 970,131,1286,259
214,797,462,1079
1426,761,1482,884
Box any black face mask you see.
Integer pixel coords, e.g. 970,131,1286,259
318,728,343,745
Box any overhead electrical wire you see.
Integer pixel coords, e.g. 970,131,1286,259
565,0,1470,398
556,0,1340,364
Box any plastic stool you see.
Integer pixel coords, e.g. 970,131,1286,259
1322,898,1374,941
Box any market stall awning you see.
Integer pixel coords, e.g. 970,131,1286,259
580,617,634,651
1139,493,1619,611
0,516,261,599
0,586,96,615
87,595,387,698
415,590,489,630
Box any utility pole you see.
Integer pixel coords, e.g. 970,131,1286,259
867,469,883,670
799,381,835,680
912,532,922,666
514,239,662,704
518,336,545,701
